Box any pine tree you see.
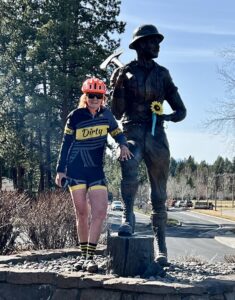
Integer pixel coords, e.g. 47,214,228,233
0,0,125,192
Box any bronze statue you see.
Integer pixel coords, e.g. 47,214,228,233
110,24,187,268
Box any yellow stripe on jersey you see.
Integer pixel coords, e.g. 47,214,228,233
76,125,109,140
110,127,122,137
64,126,74,135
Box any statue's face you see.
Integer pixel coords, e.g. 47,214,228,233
138,36,161,59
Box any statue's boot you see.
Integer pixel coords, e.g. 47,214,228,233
152,212,168,266
142,260,165,278
142,212,168,277
118,181,138,236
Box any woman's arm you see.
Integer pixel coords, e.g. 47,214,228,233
55,112,75,186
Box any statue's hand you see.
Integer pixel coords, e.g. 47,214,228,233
115,66,131,88
161,114,172,122
157,114,172,125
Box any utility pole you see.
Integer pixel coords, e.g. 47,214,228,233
232,173,235,208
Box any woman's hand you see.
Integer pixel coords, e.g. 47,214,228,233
119,145,133,161
55,172,67,187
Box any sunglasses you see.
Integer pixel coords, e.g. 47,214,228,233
87,93,103,99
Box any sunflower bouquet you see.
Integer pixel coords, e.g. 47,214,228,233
150,101,163,136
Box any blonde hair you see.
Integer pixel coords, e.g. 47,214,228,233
78,93,106,108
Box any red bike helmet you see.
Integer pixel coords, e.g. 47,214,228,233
81,77,106,94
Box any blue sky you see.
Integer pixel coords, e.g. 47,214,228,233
114,0,235,163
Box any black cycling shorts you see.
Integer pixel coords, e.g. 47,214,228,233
68,167,107,192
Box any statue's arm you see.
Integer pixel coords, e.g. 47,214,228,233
163,70,187,122
110,67,126,120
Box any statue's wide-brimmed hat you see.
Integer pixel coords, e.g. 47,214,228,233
129,24,164,50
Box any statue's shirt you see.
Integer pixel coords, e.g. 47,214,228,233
111,61,186,125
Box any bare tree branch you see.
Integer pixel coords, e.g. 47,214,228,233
204,46,235,152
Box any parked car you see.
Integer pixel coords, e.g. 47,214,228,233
184,200,193,208
174,200,193,208
167,199,177,207
111,200,124,211
194,201,214,210
174,200,183,208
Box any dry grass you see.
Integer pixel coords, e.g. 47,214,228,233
167,218,179,226
18,191,78,250
177,255,205,264
193,209,235,222
225,255,235,263
0,190,80,253
0,191,30,254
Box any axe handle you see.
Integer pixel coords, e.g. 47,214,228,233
111,58,133,79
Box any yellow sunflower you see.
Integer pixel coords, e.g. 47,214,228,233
150,101,163,115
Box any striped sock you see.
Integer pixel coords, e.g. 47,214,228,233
87,242,97,259
80,242,88,258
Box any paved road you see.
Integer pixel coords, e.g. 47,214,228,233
107,208,235,262
167,209,235,262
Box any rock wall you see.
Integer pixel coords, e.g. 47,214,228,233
0,267,235,300
0,249,235,300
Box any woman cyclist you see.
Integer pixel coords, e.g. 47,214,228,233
55,77,132,271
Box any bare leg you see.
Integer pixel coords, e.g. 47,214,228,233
88,189,108,244
70,188,89,243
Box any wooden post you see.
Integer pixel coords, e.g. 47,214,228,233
106,233,154,277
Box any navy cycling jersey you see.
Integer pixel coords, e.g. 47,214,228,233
56,107,127,179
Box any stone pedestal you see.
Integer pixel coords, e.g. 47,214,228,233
106,233,154,277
